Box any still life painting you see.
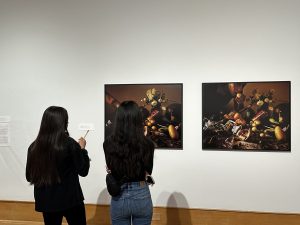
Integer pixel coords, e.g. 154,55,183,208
202,81,290,151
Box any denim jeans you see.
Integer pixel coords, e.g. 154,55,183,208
110,181,153,225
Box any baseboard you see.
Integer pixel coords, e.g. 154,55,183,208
0,200,299,225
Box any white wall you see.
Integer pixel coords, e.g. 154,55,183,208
0,0,300,213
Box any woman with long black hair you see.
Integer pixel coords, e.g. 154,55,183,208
26,106,90,225
103,100,155,225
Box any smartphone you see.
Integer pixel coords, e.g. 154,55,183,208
146,174,155,185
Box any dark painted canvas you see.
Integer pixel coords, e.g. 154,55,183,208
202,81,291,151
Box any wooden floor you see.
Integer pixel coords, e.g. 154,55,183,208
0,221,43,225
0,221,68,225
1,201,300,225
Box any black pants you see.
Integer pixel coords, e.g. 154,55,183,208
42,203,86,225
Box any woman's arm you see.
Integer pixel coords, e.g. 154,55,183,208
103,140,111,169
25,143,34,182
70,138,90,177
25,150,31,182
144,140,155,175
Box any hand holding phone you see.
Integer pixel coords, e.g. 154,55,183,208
146,174,155,185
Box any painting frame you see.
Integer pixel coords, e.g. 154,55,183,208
105,83,183,150
202,81,291,152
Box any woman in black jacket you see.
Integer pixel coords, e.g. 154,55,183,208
103,100,155,225
26,106,90,225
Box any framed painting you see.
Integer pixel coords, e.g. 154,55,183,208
105,83,183,149
202,81,291,151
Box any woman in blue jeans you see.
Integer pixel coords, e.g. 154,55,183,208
103,101,155,225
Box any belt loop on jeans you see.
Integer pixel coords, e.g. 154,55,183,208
140,181,145,187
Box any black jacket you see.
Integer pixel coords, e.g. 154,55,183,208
26,137,90,212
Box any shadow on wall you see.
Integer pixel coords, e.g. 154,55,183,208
87,188,111,225
166,192,192,225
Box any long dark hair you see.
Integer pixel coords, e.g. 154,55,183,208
105,101,154,178
27,106,69,187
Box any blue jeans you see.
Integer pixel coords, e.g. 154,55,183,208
110,181,153,225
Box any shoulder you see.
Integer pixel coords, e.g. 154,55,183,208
66,136,77,144
65,136,80,149
28,141,35,150
144,137,155,149
140,137,155,154
27,141,35,154
103,136,114,149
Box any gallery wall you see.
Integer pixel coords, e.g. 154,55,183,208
0,0,300,213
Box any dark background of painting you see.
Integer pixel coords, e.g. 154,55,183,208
106,84,182,109
202,81,290,117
